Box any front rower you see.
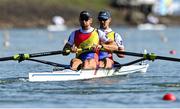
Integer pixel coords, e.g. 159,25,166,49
62,11,112,70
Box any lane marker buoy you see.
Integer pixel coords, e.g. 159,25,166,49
169,50,176,55
163,93,176,101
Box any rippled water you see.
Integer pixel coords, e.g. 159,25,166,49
0,27,180,108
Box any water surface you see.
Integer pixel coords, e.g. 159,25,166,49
0,27,180,108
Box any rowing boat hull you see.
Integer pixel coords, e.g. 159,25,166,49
29,64,149,82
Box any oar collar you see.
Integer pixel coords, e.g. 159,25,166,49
143,53,156,61
13,54,30,62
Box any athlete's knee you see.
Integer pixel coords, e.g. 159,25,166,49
70,58,82,70
83,59,97,69
105,58,114,69
99,60,105,68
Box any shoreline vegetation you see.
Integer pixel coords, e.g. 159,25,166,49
0,0,180,29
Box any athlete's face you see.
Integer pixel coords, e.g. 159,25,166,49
79,18,92,29
99,18,111,29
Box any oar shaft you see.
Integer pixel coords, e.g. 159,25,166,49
29,50,64,58
28,59,70,68
0,50,66,61
113,51,180,62
156,56,180,62
113,51,144,57
0,57,13,61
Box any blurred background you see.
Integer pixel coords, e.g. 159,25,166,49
0,0,180,29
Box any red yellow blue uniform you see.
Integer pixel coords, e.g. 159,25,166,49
74,28,99,61
67,27,110,61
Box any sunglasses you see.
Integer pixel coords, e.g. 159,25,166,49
80,16,90,21
80,18,89,21
98,18,108,21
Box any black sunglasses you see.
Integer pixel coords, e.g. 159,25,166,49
80,16,90,21
98,18,108,21
80,18,89,21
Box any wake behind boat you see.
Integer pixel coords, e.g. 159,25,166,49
29,63,149,82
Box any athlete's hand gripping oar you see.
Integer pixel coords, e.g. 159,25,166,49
112,50,180,62
0,50,70,62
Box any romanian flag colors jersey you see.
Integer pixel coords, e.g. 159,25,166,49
74,29,99,61
74,29,99,50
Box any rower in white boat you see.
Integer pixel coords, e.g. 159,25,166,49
29,49,149,82
62,11,114,71
97,10,125,69
30,11,150,82
29,11,149,82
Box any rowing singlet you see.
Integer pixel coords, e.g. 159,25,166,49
74,29,99,61
99,31,115,60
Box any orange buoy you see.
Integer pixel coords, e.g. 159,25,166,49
169,50,176,55
163,93,176,101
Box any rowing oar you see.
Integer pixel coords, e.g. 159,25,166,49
0,50,71,62
112,51,180,62
27,59,70,69
0,48,86,62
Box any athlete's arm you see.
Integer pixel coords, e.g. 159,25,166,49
62,32,75,55
98,29,113,44
115,33,125,58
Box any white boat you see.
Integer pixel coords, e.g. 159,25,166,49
137,23,166,30
29,64,149,82
47,24,67,32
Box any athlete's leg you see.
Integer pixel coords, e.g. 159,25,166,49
105,58,114,69
70,58,83,70
83,59,97,69
99,58,106,68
